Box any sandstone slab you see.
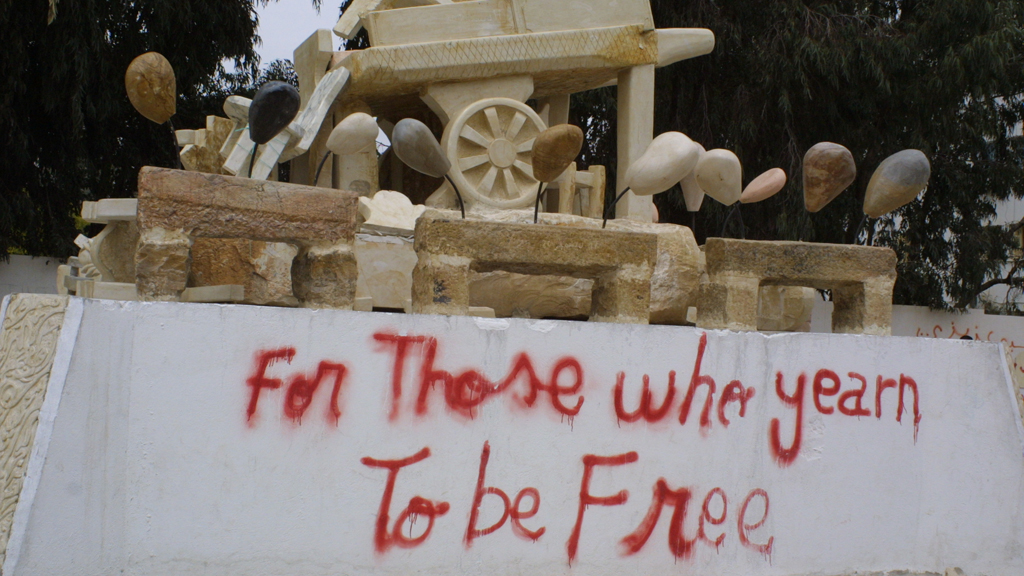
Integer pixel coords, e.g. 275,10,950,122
412,210,657,323
698,238,896,335
803,142,856,212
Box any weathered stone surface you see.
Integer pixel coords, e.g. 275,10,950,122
756,285,814,332
179,116,234,174
189,238,298,306
412,210,657,323
355,235,417,310
624,132,701,196
698,238,896,335
470,272,593,318
803,142,856,212
740,168,786,204
135,227,192,301
531,124,584,182
695,148,742,205
327,112,380,156
292,243,359,309
452,208,702,323
863,149,931,217
137,167,359,243
125,52,175,124
392,118,450,178
135,167,359,307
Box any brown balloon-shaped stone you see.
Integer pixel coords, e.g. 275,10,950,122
740,168,787,204
803,142,856,212
531,124,583,182
863,149,931,217
125,52,176,124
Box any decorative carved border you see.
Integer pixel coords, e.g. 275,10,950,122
0,295,68,567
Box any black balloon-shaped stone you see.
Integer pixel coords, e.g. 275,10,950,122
248,81,300,145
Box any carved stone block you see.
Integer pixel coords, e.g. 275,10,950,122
697,238,896,335
135,167,359,308
412,211,657,323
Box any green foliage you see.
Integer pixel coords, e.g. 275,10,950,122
579,0,1024,309
0,0,299,259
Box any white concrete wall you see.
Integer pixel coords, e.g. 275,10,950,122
0,256,59,300
5,299,1024,576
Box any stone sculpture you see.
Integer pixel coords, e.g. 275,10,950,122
863,149,931,217
531,124,584,221
680,143,707,212
623,132,702,196
248,81,301,145
804,142,856,212
695,148,742,205
327,112,379,156
125,52,176,125
740,168,787,203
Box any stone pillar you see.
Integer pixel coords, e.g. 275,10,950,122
615,65,655,223
833,278,895,336
291,242,358,310
135,227,193,301
697,276,760,332
411,253,472,316
591,264,653,324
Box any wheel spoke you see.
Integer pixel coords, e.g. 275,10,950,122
484,107,503,138
502,168,517,198
460,125,491,148
458,154,490,171
506,112,527,140
478,166,499,194
513,159,535,181
516,138,536,153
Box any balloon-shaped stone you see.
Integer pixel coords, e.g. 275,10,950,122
531,124,583,182
125,52,176,124
248,81,300,145
803,142,856,212
863,150,931,217
392,118,451,178
740,168,787,204
624,132,701,196
327,113,379,156
695,149,742,206
679,143,706,212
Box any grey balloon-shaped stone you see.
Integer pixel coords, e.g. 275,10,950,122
248,81,300,145
863,150,931,217
392,118,451,178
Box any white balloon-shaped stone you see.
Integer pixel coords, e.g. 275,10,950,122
624,132,701,196
326,112,379,156
679,143,706,211
863,149,931,217
695,149,742,206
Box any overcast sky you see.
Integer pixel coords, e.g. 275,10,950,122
254,1,343,65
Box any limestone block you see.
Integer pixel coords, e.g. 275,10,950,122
189,239,298,306
135,227,192,301
803,142,856,212
756,285,815,332
355,234,417,310
292,243,359,310
358,190,425,233
698,238,896,335
179,116,235,174
444,209,701,324
412,211,657,323
469,271,593,319
137,167,359,243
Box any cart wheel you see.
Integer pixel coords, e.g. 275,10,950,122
442,97,547,209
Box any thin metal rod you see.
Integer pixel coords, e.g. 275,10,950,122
247,142,257,178
853,214,868,245
602,188,632,229
533,181,546,223
736,204,746,239
166,118,183,170
444,174,466,218
720,204,739,237
313,151,332,187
